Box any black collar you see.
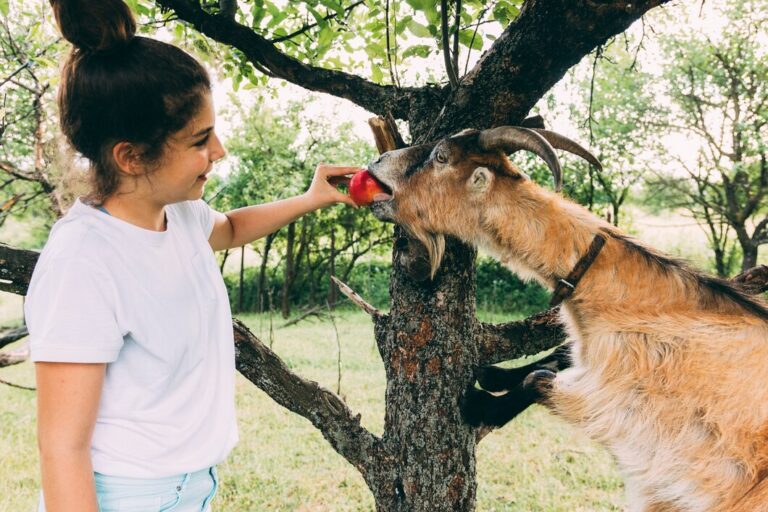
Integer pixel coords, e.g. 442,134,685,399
549,233,607,307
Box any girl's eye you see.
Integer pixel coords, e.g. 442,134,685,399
193,135,210,147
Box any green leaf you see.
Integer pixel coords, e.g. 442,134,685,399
370,62,384,83
364,43,386,59
458,29,483,51
307,7,325,25
407,20,431,38
319,0,345,17
402,44,432,58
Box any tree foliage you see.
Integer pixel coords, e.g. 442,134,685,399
648,0,768,274
208,95,389,314
0,1,68,229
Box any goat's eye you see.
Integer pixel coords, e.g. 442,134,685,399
435,151,447,164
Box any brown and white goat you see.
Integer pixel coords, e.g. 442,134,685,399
366,127,768,512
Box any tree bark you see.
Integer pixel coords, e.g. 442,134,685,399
742,242,759,273
257,233,276,313
371,231,480,510
238,245,245,313
281,222,296,318
327,226,337,308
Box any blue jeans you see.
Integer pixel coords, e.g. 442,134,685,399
37,466,218,511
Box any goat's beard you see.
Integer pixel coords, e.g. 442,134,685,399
409,228,446,279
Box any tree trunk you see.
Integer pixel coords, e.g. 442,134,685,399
714,246,729,278
238,245,245,313
327,226,337,308
281,222,296,318
742,243,759,273
368,231,479,510
219,248,230,274
257,233,276,313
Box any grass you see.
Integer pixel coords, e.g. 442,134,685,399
0,306,623,511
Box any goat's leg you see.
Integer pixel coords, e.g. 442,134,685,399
475,342,572,392
462,369,556,428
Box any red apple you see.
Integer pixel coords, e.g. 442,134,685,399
349,170,389,206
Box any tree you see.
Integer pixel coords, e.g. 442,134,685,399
0,1,69,225
571,47,659,226
650,0,768,274
1,0,683,509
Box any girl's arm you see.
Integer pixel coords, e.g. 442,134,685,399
208,164,360,251
36,362,106,512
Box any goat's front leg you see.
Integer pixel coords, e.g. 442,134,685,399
462,369,556,428
475,342,572,392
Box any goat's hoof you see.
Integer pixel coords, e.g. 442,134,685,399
523,369,556,397
460,387,496,427
476,365,513,392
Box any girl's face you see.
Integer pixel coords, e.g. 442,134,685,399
152,91,226,204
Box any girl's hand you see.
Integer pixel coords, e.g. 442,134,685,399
306,164,362,209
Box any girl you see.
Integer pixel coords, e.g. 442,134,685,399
25,1,359,510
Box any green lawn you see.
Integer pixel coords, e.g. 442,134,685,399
0,309,623,511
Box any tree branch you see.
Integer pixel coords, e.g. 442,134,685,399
232,318,384,481
270,0,365,44
476,308,566,366
424,0,673,139
0,242,38,295
0,325,28,351
733,265,768,294
441,0,459,88
153,0,421,119
0,342,29,369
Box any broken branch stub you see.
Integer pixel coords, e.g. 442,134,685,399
330,276,381,318
367,115,405,154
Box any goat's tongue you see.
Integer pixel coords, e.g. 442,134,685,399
372,192,393,202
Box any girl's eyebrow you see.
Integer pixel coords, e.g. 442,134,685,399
190,126,213,139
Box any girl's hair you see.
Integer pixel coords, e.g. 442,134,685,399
49,0,211,204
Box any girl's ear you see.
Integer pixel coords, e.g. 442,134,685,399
112,141,142,175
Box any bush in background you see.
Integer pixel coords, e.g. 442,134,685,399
224,257,550,317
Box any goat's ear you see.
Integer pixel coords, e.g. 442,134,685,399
468,166,493,193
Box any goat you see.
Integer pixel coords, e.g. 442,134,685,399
366,127,768,512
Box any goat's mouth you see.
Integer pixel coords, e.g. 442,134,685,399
366,170,395,203
367,170,396,221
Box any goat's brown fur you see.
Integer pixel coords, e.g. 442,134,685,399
368,132,768,511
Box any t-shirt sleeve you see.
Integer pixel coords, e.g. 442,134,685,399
26,256,125,363
186,199,216,239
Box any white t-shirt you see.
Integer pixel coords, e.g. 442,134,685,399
25,197,238,478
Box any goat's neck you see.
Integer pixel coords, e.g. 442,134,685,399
476,181,608,290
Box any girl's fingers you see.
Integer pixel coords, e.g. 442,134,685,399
319,164,365,177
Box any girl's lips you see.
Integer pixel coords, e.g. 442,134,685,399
197,175,208,181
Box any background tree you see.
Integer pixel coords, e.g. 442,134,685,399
0,2,67,226
570,47,658,226
649,0,768,274
211,96,389,315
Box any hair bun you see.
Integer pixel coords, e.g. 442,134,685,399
50,0,136,53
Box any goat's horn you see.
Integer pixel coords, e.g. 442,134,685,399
529,129,603,171
478,126,563,191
